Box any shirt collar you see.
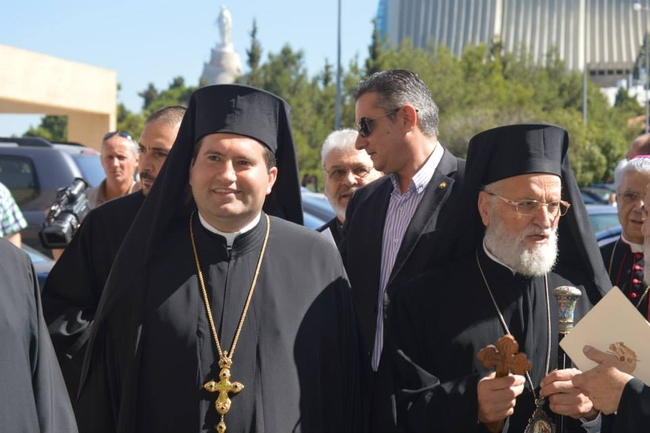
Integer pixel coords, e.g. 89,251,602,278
198,212,262,246
389,141,443,194
620,234,644,253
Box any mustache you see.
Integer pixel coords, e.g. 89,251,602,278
337,185,359,200
140,171,156,182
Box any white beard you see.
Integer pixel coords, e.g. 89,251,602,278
484,208,559,277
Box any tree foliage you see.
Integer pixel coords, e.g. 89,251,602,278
23,23,644,187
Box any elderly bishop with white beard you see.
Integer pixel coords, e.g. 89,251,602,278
389,124,611,432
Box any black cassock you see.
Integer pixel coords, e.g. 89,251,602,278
76,213,362,432
600,238,650,320
0,239,78,433
391,246,603,432
609,378,650,432
316,217,343,247
42,190,145,399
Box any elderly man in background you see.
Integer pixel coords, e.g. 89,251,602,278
572,183,650,431
318,129,381,245
85,130,140,208
600,156,650,321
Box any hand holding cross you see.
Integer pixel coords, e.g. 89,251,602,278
477,334,532,433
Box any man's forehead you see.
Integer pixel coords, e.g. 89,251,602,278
492,172,561,189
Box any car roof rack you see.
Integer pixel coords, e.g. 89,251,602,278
0,136,53,147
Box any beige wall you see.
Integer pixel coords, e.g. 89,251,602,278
0,44,117,151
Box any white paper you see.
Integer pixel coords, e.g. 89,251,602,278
560,286,650,383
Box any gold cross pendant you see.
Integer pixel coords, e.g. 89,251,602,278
204,357,244,432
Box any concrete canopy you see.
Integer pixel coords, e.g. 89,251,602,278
0,44,117,151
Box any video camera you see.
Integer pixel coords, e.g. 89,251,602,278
39,177,91,249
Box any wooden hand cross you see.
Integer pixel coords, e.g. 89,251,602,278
478,334,532,377
477,334,532,433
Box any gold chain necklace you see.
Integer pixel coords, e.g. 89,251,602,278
189,211,270,433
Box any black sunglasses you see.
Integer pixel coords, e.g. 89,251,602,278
356,108,401,138
103,130,134,142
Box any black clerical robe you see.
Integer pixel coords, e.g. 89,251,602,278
600,237,649,320
0,239,78,433
76,213,362,433
317,217,343,247
607,378,650,432
391,247,602,432
42,190,145,400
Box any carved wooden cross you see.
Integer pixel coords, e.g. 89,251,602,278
478,334,532,377
477,335,532,433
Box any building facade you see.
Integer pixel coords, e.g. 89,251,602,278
378,0,649,86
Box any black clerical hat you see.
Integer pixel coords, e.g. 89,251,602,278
447,123,609,302
470,124,565,184
188,85,303,224
192,85,285,153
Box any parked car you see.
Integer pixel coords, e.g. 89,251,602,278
586,204,621,246
0,137,104,256
301,189,335,230
582,184,616,205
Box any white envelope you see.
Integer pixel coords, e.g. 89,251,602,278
560,286,650,384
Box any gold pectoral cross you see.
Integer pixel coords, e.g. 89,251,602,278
204,356,244,433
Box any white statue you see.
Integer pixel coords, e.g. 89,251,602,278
217,5,233,46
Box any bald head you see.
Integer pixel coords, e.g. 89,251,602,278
628,133,650,159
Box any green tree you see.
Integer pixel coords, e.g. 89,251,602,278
365,18,386,76
244,19,263,87
138,83,159,110
23,115,67,141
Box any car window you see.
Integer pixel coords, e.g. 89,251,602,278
71,154,104,187
589,213,621,233
0,155,39,205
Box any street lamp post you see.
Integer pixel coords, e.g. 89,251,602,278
335,0,342,130
634,1,650,133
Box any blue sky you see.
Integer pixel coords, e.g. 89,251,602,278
1,0,379,138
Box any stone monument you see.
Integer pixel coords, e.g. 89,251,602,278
201,5,242,85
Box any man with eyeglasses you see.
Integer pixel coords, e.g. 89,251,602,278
85,130,140,208
572,182,650,431
338,69,465,430
390,124,610,432
318,129,382,246
600,156,650,321
42,106,186,400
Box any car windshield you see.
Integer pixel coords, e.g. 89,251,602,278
71,154,104,187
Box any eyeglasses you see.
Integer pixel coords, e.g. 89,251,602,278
103,131,135,142
485,191,571,217
325,166,374,181
356,108,401,138
619,191,644,205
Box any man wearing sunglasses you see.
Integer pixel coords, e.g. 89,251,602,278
318,128,382,246
338,69,465,430
42,106,186,400
85,130,140,208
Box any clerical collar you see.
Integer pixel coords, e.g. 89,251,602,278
482,238,517,275
197,212,261,246
620,234,644,253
